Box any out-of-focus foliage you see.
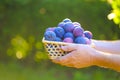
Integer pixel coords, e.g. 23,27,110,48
107,0,120,26
0,62,120,80
0,0,120,61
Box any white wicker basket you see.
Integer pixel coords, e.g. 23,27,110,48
42,38,73,59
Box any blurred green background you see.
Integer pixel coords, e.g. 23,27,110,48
0,0,120,80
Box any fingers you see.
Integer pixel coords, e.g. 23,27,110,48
61,44,78,52
52,53,71,64
52,51,76,66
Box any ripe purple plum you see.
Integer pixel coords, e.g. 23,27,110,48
54,27,65,38
63,22,74,32
44,31,56,41
74,36,87,44
63,18,72,23
84,31,93,39
45,27,56,32
73,27,84,37
58,22,65,28
64,32,74,39
63,38,73,43
73,22,81,26
73,25,81,29
55,37,62,42
84,37,91,44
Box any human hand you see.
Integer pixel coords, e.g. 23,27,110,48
52,44,97,68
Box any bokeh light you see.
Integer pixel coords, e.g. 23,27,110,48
10,35,30,59
107,12,116,20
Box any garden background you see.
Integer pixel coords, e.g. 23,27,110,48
0,0,120,80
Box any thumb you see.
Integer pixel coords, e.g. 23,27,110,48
61,44,77,52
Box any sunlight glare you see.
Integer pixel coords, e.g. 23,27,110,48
107,13,116,20
16,51,23,59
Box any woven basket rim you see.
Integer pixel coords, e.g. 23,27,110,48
42,37,75,45
42,37,95,47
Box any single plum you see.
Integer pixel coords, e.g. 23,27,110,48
73,27,84,37
84,31,93,39
63,37,73,43
58,22,65,28
73,22,81,26
54,27,65,38
63,18,72,23
74,36,86,44
55,37,62,42
45,27,56,32
44,31,56,41
63,22,74,32
64,32,74,40
84,37,91,44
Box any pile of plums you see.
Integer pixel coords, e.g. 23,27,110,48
44,18,92,44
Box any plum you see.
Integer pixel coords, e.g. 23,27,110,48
63,18,72,23
44,31,56,41
64,32,74,40
84,37,91,44
63,37,73,43
45,27,56,32
84,31,93,39
55,37,62,42
58,22,65,28
73,27,84,37
54,27,65,38
63,22,74,32
73,22,81,26
74,36,86,44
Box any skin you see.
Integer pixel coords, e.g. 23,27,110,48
52,40,120,72
92,40,120,54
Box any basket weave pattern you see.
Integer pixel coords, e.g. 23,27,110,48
42,38,69,59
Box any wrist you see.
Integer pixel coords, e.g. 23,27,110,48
91,50,109,68
90,49,102,66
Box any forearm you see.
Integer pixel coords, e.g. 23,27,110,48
93,50,120,72
92,40,120,54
